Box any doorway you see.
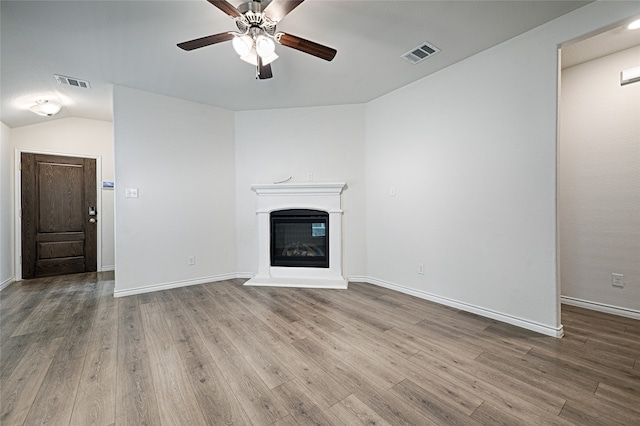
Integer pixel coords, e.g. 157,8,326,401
557,19,640,318
20,152,98,279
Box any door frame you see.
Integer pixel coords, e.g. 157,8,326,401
14,149,103,281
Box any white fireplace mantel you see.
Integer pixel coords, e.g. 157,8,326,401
245,182,347,289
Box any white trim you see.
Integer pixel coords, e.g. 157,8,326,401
14,150,20,281
0,277,14,291
14,149,103,280
100,265,115,272
251,182,346,196
350,276,564,338
113,273,242,298
561,296,640,320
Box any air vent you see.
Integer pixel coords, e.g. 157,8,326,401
401,42,440,65
55,74,91,89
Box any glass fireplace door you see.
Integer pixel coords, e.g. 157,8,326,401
270,209,329,268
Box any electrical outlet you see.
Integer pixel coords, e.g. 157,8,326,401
418,263,425,275
188,256,195,266
390,186,396,197
307,172,313,181
611,273,624,288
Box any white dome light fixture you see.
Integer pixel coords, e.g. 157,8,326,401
628,19,640,30
30,99,62,117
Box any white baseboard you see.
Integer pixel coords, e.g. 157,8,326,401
100,265,115,272
0,277,15,291
561,296,640,320
349,276,564,338
235,273,254,280
113,273,242,298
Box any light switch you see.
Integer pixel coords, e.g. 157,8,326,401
125,188,138,198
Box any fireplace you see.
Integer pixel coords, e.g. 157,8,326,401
245,182,347,289
271,209,329,268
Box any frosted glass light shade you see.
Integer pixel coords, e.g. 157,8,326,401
255,35,275,57
240,49,278,66
232,35,253,57
30,100,61,117
240,48,259,66
260,52,278,65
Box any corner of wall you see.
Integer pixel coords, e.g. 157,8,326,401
0,121,16,288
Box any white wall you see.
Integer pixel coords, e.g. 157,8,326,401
363,2,640,336
234,104,367,278
0,122,14,288
10,117,115,273
4,2,636,334
559,46,640,314
113,86,236,296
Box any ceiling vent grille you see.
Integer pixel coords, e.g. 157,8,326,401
401,42,440,64
55,74,91,89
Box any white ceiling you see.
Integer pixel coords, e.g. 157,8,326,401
561,18,640,69
0,0,596,128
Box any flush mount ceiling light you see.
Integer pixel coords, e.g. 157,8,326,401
30,99,61,117
177,0,337,80
627,19,640,30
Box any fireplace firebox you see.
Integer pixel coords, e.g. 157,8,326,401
270,209,329,268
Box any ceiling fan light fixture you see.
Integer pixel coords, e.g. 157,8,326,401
628,19,640,30
177,0,337,79
240,48,278,66
30,99,61,117
240,48,259,66
261,51,278,65
256,35,275,57
232,34,253,56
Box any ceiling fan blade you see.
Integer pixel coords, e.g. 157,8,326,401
206,0,241,18
257,57,273,79
263,0,304,22
177,32,234,51
277,33,337,61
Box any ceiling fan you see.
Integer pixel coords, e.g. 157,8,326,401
177,0,337,80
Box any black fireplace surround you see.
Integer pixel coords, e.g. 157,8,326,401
270,209,329,268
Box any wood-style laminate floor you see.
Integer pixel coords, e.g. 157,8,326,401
1,272,639,425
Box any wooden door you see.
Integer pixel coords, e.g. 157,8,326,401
21,153,97,279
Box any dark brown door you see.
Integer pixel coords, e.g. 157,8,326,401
21,153,97,279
